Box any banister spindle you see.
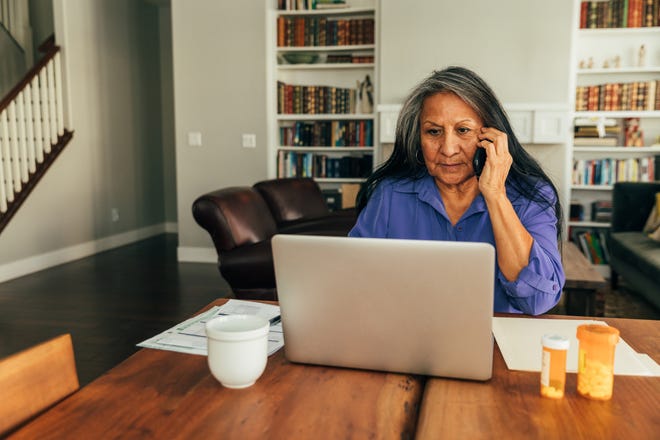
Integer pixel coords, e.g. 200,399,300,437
16,91,28,183
39,69,51,154
54,52,64,135
1,109,15,202
0,109,9,211
47,59,57,144
24,83,36,173
31,76,44,163
8,101,21,193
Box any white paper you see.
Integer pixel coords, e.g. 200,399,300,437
492,317,659,377
138,299,284,356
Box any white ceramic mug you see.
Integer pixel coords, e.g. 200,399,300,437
205,314,270,389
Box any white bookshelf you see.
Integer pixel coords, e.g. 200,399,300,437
568,1,660,271
265,0,379,189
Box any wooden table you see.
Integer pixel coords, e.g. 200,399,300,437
8,299,424,439
416,316,660,439
10,302,659,439
562,241,608,316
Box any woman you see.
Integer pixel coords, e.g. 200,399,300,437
349,66,564,315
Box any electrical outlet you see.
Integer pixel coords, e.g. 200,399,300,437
242,134,256,148
111,208,119,222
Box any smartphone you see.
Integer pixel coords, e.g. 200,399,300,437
473,148,487,178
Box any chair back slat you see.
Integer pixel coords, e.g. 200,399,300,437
0,334,79,435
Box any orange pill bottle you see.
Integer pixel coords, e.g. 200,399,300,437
576,324,620,400
540,334,569,399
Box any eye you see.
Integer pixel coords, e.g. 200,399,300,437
457,126,472,135
426,128,441,136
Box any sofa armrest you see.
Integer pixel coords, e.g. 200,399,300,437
611,182,660,233
192,187,278,252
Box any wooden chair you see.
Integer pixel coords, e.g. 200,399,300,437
0,334,79,436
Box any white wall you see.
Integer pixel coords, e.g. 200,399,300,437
0,0,575,276
171,0,268,252
0,0,169,279
380,0,573,105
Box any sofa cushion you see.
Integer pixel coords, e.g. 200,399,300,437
254,178,330,225
609,232,660,282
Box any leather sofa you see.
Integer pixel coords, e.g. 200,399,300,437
609,182,660,311
192,178,357,301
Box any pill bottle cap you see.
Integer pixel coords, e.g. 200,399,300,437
542,334,570,350
576,324,620,345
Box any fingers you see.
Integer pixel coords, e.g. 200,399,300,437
477,127,507,155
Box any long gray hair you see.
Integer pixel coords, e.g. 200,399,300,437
356,66,563,239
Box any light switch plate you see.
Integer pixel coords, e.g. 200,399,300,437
188,131,202,147
242,134,256,148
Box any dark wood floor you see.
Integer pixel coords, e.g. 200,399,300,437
1,233,657,387
0,234,231,385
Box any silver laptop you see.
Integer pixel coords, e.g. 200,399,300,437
271,234,495,381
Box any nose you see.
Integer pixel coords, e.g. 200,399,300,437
439,131,461,156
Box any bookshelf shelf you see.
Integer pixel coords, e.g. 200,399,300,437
574,145,660,153
577,26,660,36
568,220,611,228
571,184,614,191
267,0,379,191
574,111,660,118
277,63,375,70
578,66,660,75
277,146,374,152
276,113,375,121
277,45,375,52
569,1,660,271
277,7,375,17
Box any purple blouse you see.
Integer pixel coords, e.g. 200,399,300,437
349,175,565,315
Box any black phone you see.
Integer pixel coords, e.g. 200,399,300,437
473,148,487,178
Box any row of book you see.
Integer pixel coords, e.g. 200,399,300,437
580,0,660,28
573,117,646,147
571,227,610,265
277,151,372,178
570,200,613,222
280,120,373,147
326,54,374,63
575,81,660,112
278,0,348,11
278,81,358,114
572,156,657,185
277,17,375,47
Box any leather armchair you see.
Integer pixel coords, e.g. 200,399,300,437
192,187,279,300
193,178,358,301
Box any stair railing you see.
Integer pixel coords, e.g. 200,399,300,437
0,42,73,233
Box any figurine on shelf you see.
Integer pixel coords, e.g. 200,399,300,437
638,44,646,67
358,74,373,114
613,55,621,68
579,59,586,69
587,57,594,69
603,59,610,69
624,118,644,147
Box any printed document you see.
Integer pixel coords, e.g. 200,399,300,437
138,299,284,356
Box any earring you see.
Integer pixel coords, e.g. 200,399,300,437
415,149,424,165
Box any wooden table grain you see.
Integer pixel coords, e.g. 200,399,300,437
9,299,424,439
416,316,660,439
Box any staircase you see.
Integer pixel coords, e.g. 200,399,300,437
0,34,73,234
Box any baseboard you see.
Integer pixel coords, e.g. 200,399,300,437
0,223,174,284
177,246,217,263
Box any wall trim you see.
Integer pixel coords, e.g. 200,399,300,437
0,223,174,283
177,246,217,263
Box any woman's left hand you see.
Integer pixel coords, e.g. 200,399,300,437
476,127,512,200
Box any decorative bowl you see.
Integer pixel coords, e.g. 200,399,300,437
281,53,320,65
